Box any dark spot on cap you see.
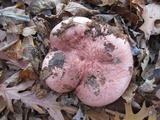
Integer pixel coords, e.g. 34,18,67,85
49,52,65,69
63,84,74,91
85,75,100,96
99,52,114,63
113,57,122,63
52,47,58,51
129,66,133,74
99,77,106,85
104,42,115,52
79,56,85,61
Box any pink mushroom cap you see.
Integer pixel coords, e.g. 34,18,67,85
42,50,84,93
42,17,133,106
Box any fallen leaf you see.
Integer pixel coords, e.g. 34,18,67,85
6,24,23,34
85,0,102,5
0,30,7,42
154,50,160,77
0,96,6,113
72,107,84,120
0,51,29,69
5,40,22,60
0,81,34,112
4,71,20,84
139,78,157,92
141,64,154,80
122,82,138,103
115,102,157,120
92,14,117,23
148,107,157,120
0,5,30,22
152,100,160,108
109,5,139,27
28,0,65,15
98,0,117,6
22,26,37,37
22,92,77,120
124,102,156,120
139,3,160,40
64,2,100,16
140,47,150,71
20,65,38,80
0,81,77,120
155,89,160,99
12,101,23,120
0,39,19,51
86,109,109,120
32,16,51,38
131,0,146,5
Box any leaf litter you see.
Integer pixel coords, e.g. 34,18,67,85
0,0,159,120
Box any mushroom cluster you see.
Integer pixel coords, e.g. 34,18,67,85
42,17,133,107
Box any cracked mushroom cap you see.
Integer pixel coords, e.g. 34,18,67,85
43,17,133,106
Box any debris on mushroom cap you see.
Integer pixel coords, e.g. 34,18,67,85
49,17,92,51
42,50,84,93
75,33,133,106
42,16,133,106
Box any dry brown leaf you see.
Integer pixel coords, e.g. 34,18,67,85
5,40,23,60
6,24,23,34
122,82,138,103
20,66,38,80
22,34,35,46
29,0,66,15
32,16,51,38
109,5,139,27
156,89,160,99
0,39,19,51
22,26,37,37
22,92,77,120
155,58,160,71
0,96,7,113
141,65,154,80
0,81,34,112
114,112,121,120
131,0,146,5
0,5,30,22
85,0,102,5
4,71,20,84
72,107,84,120
30,83,47,99
148,109,157,120
86,109,109,120
39,67,52,81
21,37,41,70
154,50,160,77
115,102,157,120
0,81,77,120
6,33,19,43
64,2,100,16
140,47,149,71
0,30,7,41
0,51,29,69
139,3,160,40
139,78,157,92
98,0,117,6
123,102,156,120
152,100,160,108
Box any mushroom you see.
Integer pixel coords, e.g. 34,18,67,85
42,17,133,106
42,50,84,93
